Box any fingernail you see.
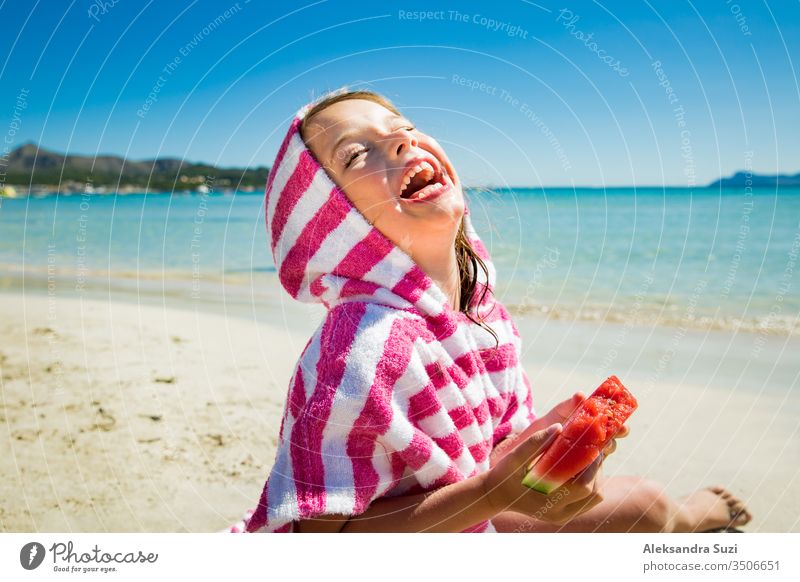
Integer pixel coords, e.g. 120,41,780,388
547,423,562,435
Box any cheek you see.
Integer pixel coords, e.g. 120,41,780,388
342,166,393,211
347,164,390,196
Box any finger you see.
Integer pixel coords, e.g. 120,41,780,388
566,391,585,409
591,475,599,497
602,439,617,456
492,432,522,459
511,414,558,445
561,463,601,502
564,392,586,415
572,454,603,488
615,425,630,439
514,424,562,470
551,392,585,421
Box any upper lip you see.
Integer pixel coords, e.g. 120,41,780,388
397,154,444,198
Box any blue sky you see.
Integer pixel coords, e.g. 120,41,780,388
1,0,798,187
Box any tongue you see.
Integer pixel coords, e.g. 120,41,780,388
409,182,441,200
408,172,434,198
407,186,426,199
404,174,434,199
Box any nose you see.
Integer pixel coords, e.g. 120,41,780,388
389,127,417,159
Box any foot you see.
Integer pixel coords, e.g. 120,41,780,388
672,486,753,532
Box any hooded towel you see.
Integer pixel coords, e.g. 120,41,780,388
229,93,537,533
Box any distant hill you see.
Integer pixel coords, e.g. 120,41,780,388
7,143,796,193
2,142,270,192
708,171,800,188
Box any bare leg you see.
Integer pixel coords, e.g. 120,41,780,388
492,476,753,533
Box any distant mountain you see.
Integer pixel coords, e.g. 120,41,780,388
708,171,800,188
2,142,270,192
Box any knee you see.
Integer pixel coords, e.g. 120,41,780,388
629,477,674,532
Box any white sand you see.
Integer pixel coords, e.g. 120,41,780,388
0,291,319,532
1,290,798,532
511,316,800,533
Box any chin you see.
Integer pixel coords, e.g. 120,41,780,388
421,201,465,234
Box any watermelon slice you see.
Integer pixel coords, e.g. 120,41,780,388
522,375,638,494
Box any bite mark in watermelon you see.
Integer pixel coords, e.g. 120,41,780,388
521,375,638,494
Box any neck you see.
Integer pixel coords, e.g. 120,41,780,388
412,235,461,312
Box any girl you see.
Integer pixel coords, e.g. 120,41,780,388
227,88,751,533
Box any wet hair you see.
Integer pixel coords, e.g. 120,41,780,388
299,89,499,348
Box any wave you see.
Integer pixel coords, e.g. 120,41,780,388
2,264,795,337
504,301,799,336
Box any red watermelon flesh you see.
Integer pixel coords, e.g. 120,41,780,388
521,375,638,494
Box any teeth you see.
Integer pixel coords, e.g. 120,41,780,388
399,161,437,196
409,180,444,200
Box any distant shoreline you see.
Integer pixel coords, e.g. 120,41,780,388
3,184,800,198
0,186,262,197
3,142,799,197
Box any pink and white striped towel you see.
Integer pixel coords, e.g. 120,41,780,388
226,93,537,533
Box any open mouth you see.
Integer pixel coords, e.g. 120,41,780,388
399,160,449,201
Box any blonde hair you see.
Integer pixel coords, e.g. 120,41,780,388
300,89,499,348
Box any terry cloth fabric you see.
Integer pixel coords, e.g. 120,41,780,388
226,93,537,534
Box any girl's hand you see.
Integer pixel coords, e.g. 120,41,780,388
490,392,631,469
602,424,630,457
490,392,585,470
481,424,604,524
530,392,586,432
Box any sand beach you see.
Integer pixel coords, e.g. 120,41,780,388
2,286,797,532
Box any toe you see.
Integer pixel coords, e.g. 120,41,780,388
728,496,747,511
727,498,752,525
739,506,753,524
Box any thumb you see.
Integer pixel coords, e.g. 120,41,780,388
513,423,562,466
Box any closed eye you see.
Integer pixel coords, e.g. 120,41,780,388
343,126,414,169
345,148,367,168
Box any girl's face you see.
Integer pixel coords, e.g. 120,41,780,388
301,99,464,253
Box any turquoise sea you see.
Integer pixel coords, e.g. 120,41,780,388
1,187,798,335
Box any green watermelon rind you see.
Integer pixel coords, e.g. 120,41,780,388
521,467,559,494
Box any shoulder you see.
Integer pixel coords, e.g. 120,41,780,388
481,299,522,345
321,301,428,350
300,302,428,397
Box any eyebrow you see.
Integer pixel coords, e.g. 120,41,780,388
327,113,407,166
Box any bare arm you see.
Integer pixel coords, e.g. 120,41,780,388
295,473,495,533
297,423,603,533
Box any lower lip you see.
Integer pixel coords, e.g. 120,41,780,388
399,178,452,204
